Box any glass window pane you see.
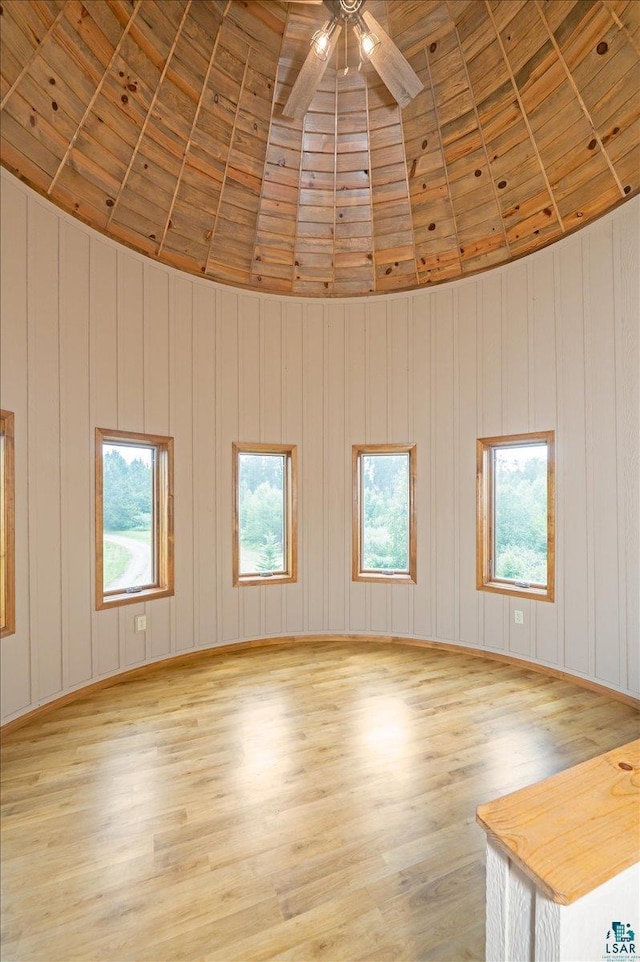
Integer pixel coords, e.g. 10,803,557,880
103,442,155,592
493,443,548,586
238,454,285,575
361,453,409,572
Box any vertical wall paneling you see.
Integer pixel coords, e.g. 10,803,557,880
389,297,412,636
216,289,239,644
117,254,146,667
90,238,120,675
412,293,432,638
193,282,217,648
481,273,503,436
262,298,285,636
367,300,389,633
303,303,325,631
530,250,559,666
59,222,93,687
613,203,640,695
170,275,195,652
237,294,261,639
481,273,506,651
326,303,346,631
585,224,621,686
144,264,172,660
1,171,638,725
582,236,597,683
283,302,304,634
505,264,532,658
143,265,170,434
504,263,530,433
434,289,456,642
117,254,145,433
347,303,367,633
505,263,531,657
457,282,479,647
556,240,590,676
0,182,31,716
28,199,63,701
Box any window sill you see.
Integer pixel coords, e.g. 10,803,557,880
354,572,416,585
478,581,554,603
234,573,296,587
97,586,174,610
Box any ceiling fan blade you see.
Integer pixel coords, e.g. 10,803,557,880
361,10,423,109
282,21,342,120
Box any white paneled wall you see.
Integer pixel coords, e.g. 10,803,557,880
1,169,638,723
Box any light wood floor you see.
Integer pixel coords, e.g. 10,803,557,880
1,640,638,962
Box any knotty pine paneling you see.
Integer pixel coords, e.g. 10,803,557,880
0,169,638,725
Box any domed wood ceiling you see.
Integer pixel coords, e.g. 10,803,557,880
1,0,638,296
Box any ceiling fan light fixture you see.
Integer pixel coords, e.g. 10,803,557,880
311,18,339,61
354,17,379,60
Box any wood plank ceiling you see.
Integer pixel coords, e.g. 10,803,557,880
1,0,638,296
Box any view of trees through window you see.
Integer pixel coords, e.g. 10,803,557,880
361,453,410,572
102,443,154,591
238,453,285,574
493,443,548,585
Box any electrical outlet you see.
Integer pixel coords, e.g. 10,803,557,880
514,610,524,625
135,614,147,632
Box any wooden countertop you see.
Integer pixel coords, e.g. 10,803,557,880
476,739,640,905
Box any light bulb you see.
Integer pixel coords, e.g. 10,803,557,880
361,32,377,57
311,19,337,62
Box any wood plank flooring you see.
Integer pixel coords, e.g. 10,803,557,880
1,640,638,962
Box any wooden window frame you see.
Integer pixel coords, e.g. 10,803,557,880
477,430,555,603
95,428,174,610
232,442,298,587
352,443,417,585
1,410,15,637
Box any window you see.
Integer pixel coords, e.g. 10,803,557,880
352,444,416,583
233,443,297,586
477,431,555,602
95,428,174,609
1,411,15,636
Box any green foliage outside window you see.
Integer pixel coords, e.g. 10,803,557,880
103,446,153,532
494,446,547,584
238,454,285,573
361,454,409,571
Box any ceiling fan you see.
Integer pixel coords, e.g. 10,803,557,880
283,0,424,119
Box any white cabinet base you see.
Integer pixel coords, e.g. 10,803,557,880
485,839,640,962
